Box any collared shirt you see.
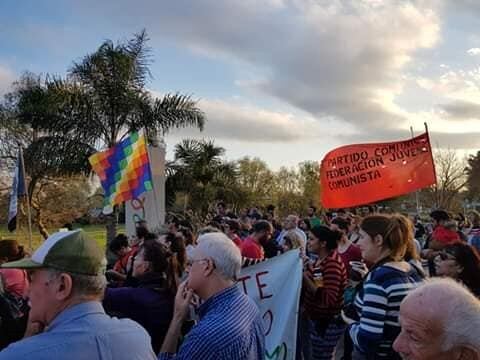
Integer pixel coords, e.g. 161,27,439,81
0,301,157,360
158,285,265,360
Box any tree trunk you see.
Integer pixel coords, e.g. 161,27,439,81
105,206,118,266
30,201,49,240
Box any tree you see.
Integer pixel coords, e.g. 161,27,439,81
29,176,93,238
166,139,239,216
466,151,480,202
0,30,205,243
424,149,467,211
297,161,321,208
236,157,276,207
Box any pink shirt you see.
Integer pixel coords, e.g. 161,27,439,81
0,269,29,298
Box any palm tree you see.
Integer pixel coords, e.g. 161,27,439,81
1,30,206,243
166,139,239,215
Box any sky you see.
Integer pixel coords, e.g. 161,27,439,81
1,0,479,169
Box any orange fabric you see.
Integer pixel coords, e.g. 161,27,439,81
320,132,436,208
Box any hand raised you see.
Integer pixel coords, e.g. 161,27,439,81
173,280,194,322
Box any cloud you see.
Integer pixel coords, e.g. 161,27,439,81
167,98,325,142
71,0,441,131
0,65,15,96
338,127,480,150
439,100,480,119
467,48,480,56
412,66,480,121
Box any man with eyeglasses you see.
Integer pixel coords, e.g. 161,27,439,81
0,230,157,360
159,232,265,359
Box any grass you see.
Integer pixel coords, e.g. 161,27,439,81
0,224,126,251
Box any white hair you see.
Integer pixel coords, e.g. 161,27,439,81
47,268,107,299
407,278,480,352
196,232,241,280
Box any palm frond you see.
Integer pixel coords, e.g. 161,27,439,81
154,93,205,134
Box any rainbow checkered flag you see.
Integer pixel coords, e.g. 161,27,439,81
89,132,153,212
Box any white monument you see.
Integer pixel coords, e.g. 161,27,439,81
125,139,166,237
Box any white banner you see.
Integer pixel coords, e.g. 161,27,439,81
237,249,302,360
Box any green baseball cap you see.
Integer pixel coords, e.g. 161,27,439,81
1,230,106,276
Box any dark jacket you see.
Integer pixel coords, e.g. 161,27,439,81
103,272,174,354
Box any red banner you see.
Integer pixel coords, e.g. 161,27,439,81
320,132,436,208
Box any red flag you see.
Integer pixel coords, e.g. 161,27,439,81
320,132,436,208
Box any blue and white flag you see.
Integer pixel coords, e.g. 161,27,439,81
7,151,26,232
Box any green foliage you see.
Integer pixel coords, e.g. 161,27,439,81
0,30,205,240
466,151,480,202
166,139,241,214
166,152,322,218
236,157,276,206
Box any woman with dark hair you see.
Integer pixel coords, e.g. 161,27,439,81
223,219,243,248
330,217,362,274
103,241,178,354
165,232,187,278
177,227,196,261
346,214,424,360
301,225,347,360
0,240,29,350
0,240,28,299
299,218,311,233
435,243,480,297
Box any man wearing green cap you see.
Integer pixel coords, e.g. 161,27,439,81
0,229,157,360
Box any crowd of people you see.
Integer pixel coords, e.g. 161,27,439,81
0,202,479,359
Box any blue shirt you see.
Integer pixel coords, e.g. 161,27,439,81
0,301,157,360
158,285,265,360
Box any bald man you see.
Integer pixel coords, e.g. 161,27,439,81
393,278,480,360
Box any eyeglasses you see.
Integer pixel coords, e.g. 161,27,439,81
186,258,214,268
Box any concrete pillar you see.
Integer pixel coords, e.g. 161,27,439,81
125,140,166,237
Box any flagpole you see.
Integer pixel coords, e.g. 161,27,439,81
20,149,33,252
149,142,163,229
410,127,421,215
424,122,437,184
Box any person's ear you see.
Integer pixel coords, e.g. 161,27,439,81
373,234,384,248
55,273,74,301
203,258,215,277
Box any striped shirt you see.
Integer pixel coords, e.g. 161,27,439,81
158,285,265,360
349,264,424,359
303,251,347,321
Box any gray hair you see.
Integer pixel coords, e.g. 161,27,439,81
197,226,221,236
196,232,241,281
47,268,107,300
407,278,480,352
